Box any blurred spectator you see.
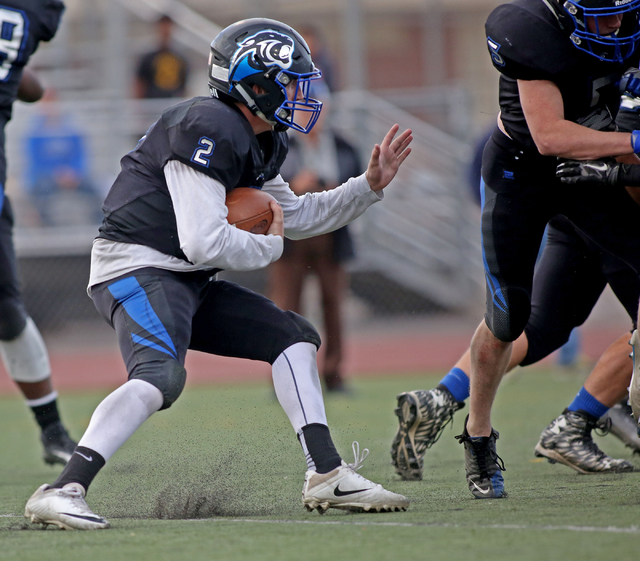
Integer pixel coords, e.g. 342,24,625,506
267,84,359,392
298,25,338,92
134,14,189,99
23,89,102,226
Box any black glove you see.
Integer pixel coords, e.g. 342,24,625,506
556,159,620,186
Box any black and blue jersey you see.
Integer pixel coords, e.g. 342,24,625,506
486,0,639,150
0,0,64,111
98,96,289,260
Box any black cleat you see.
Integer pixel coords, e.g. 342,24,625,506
455,415,507,499
41,421,77,466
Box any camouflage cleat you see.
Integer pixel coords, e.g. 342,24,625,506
600,400,640,454
455,415,507,499
41,421,77,466
391,388,464,481
534,410,634,474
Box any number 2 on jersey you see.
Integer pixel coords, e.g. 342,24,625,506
191,137,215,167
0,8,26,81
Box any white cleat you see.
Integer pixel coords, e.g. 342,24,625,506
302,442,409,514
24,483,110,530
629,330,640,430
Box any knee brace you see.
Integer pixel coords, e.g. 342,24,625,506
130,361,187,410
269,311,321,363
485,286,531,343
0,316,50,383
0,298,27,341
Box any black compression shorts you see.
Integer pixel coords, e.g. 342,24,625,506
90,268,321,382
480,126,640,342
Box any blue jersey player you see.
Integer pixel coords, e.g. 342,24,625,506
24,18,413,530
456,0,640,499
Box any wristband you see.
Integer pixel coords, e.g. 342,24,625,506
631,130,640,154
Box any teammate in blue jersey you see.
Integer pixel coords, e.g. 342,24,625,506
0,0,76,467
24,18,413,530
445,0,640,499
391,215,640,481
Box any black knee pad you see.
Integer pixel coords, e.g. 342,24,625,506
268,311,321,363
0,298,27,341
130,361,187,410
485,286,531,343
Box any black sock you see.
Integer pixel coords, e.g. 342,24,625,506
52,446,105,493
31,398,62,431
299,423,342,474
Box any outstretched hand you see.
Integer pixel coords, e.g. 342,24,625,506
365,124,413,192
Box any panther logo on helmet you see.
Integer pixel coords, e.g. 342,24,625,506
208,18,322,134
230,31,295,81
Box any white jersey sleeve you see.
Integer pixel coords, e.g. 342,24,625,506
165,160,283,270
262,172,382,240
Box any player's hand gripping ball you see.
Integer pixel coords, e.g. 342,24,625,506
225,187,275,234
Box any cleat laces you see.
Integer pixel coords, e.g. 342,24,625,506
347,441,370,471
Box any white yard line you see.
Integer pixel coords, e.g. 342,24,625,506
4,513,639,534
181,518,640,534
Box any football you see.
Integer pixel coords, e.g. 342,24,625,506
225,187,275,234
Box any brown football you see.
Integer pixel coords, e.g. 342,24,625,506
225,187,275,234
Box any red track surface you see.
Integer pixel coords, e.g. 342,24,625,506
0,321,626,395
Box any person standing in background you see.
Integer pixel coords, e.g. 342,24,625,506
134,14,189,99
268,83,360,392
23,89,103,226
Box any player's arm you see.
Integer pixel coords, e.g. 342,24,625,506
519,79,635,160
17,68,45,103
263,124,412,239
263,173,380,239
164,160,283,269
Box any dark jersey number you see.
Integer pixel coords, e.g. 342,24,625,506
487,37,505,67
0,7,26,81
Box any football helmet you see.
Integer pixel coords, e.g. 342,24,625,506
559,0,640,62
208,18,323,133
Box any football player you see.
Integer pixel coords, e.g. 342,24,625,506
556,86,640,434
450,0,640,499
391,213,640,481
0,0,76,467
24,18,413,530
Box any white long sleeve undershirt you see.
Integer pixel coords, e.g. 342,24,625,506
89,160,381,289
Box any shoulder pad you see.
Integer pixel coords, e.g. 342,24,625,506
40,0,65,41
486,2,574,81
164,97,252,188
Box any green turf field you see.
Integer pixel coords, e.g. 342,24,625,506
1,369,639,560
